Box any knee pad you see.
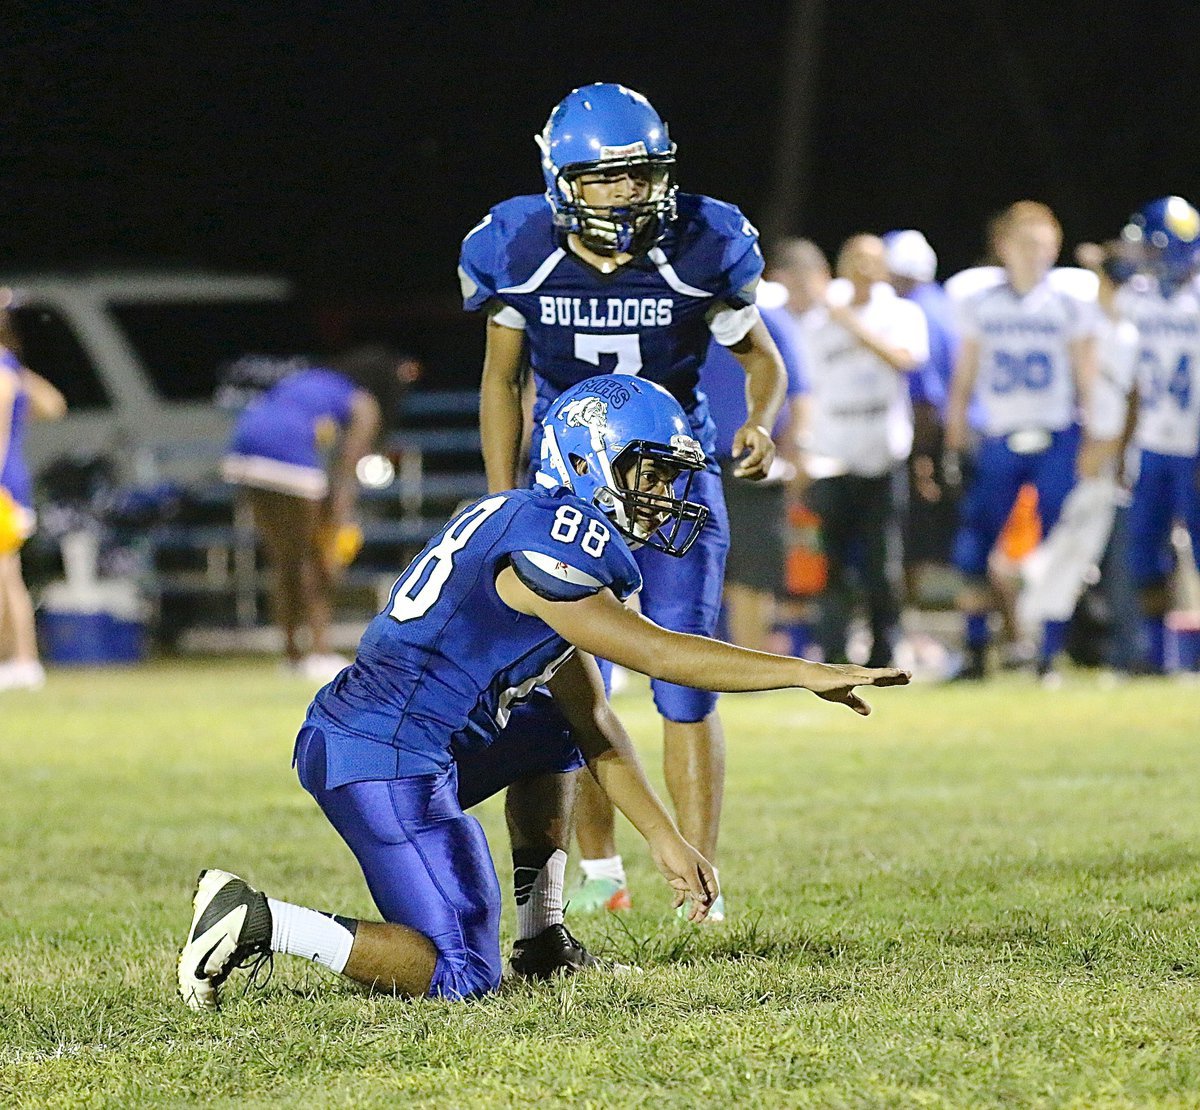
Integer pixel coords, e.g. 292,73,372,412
650,679,717,724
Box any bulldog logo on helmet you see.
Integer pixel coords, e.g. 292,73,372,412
562,397,609,430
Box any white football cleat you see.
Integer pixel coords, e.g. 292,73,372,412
177,869,273,1011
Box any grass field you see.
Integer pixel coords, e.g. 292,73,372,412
2,660,1200,1107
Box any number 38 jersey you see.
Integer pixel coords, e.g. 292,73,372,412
306,487,641,785
457,191,763,464
1117,277,1200,458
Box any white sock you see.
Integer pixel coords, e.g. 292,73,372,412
267,897,356,973
514,848,566,941
580,855,626,885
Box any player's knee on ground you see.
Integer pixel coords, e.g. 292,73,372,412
651,679,717,724
429,949,503,1001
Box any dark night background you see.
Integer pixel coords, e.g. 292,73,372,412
3,1,1198,381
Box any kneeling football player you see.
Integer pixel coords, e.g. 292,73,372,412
178,375,909,1008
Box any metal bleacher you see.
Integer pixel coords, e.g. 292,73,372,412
141,389,483,643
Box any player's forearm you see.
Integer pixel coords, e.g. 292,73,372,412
329,409,380,521
576,710,678,842
735,326,787,430
1071,338,1097,426
479,374,524,493
609,619,818,693
836,312,917,373
22,370,66,421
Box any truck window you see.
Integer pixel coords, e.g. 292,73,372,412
9,305,112,410
111,300,315,401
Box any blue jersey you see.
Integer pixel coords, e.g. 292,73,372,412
229,368,359,466
459,191,764,466
0,350,31,508
307,486,641,787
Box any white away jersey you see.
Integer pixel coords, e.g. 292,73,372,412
1117,276,1200,457
955,274,1096,436
797,282,929,477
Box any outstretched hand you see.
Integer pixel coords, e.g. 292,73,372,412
650,834,719,923
808,663,911,716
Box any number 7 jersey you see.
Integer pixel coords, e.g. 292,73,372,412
307,487,641,783
457,192,764,420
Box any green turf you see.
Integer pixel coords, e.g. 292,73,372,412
2,660,1200,1107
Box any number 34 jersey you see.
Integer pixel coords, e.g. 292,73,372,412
1117,277,1200,458
457,192,763,460
307,487,641,784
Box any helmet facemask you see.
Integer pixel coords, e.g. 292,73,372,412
570,439,707,557
545,151,677,256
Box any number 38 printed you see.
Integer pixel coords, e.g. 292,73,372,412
550,505,610,556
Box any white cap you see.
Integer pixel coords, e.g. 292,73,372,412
884,229,938,282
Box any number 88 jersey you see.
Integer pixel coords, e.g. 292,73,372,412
327,488,641,770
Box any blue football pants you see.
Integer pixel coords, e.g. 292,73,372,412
294,694,583,1001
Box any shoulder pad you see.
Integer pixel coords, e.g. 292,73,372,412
944,266,1005,303
680,195,764,307
458,196,554,312
503,495,641,601
510,550,608,601
1047,267,1099,302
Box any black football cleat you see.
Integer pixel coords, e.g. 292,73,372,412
509,924,598,980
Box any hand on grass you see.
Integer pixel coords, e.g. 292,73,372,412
651,834,719,923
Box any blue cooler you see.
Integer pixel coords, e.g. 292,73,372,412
38,580,147,666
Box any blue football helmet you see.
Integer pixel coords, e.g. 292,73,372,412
535,83,677,256
1122,196,1200,292
538,375,707,556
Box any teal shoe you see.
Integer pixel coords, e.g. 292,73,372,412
566,876,632,915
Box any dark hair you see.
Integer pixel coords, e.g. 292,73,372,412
326,344,417,423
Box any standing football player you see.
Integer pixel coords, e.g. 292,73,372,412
178,376,908,1010
459,84,787,925
944,201,1098,680
1115,197,1200,673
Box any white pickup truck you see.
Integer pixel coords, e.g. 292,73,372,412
5,269,308,480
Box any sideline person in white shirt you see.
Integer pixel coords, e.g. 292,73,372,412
794,235,928,667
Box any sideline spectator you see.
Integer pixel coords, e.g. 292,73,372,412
0,303,67,691
793,236,929,666
883,230,961,599
699,295,807,650
221,346,420,681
